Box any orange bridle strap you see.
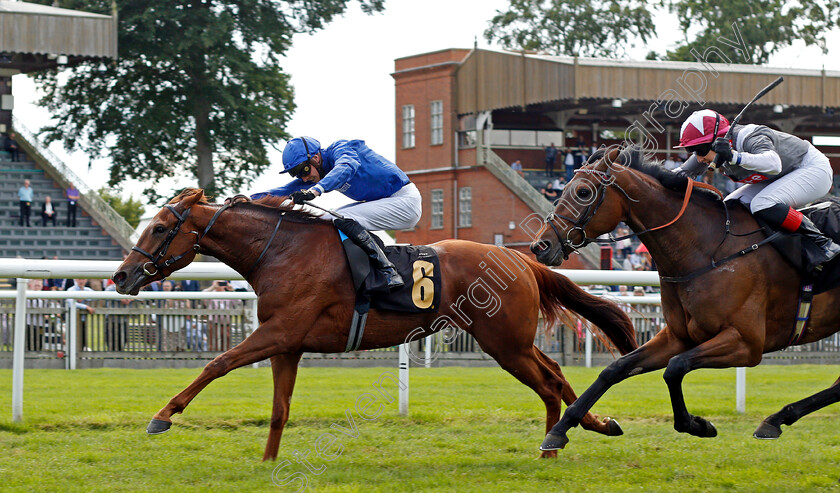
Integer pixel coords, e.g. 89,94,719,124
648,178,695,232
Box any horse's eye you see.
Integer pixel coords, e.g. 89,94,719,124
154,225,166,234
576,188,591,200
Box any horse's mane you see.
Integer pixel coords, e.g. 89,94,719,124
612,147,724,202
170,188,324,224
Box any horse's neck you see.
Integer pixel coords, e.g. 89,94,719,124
622,174,726,272
196,206,335,284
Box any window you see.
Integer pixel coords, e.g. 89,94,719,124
459,187,472,228
430,100,443,145
402,104,415,149
431,189,444,229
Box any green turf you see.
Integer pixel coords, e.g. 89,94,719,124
0,365,838,492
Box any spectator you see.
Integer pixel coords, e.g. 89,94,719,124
510,159,524,178
542,182,559,203
552,176,566,192
185,316,208,352
67,279,96,351
18,178,33,227
564,148,575,182
159,280,187,351
66,184,80,227
41,195,57,227
663,155,676,170
180,279,200,292
230,280,251,292
6,131,20,161
203,280,240,351
103,281,130,351
25,279,48,351
544,142,558,176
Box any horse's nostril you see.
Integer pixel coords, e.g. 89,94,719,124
113,271,127,285
531,241,550,255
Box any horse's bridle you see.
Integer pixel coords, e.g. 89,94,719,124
132,202,232,277
544,166,616,256
542,164,695,258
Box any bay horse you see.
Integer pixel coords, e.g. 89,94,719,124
531,146,840,451
112,188,637,460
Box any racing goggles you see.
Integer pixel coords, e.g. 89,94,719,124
289,161,311,179
686,142,713,157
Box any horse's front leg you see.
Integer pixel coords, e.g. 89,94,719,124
662,326,762,438
263,352,303,461
541,327,687,451
146,325,284,434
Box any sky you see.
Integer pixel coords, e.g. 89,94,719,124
10,1,840,214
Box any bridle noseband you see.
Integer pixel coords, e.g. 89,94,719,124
544,167,617,255
132,202,232,277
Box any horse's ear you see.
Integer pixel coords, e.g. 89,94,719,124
179,189,205,208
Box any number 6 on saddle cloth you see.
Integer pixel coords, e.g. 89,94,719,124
337,230,442,350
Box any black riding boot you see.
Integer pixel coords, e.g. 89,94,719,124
795,215,840,268
333,217,404,289
756,203,840,271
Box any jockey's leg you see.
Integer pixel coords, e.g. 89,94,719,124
333,217,404,289
749,158,839,270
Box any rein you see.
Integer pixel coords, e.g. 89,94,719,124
544,168,696,254
132,202,233,277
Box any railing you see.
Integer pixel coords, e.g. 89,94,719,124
10,117,138,251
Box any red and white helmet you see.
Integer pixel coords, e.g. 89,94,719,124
676,109,730,148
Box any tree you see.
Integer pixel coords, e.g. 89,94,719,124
484,0,656,58
665,0,840,64
32,0,384,201
485,0,840,64
98,187,144,229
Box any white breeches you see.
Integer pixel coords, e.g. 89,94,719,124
331,183,422,231
726,144,834,213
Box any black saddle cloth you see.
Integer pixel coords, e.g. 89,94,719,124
753,197,840,295
339,232,442,313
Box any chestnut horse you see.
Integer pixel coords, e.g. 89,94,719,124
112,188,636,460
531,146,840,451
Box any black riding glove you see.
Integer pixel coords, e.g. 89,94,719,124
712,137,736,166
290,190,316,204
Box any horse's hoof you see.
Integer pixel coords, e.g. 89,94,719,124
683,415,717,438
606,418,624,436
753,421,782,440
147,418,172,435
539,450,558,459
540,432,569,451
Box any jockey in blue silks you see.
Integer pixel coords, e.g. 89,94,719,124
252,136,422,289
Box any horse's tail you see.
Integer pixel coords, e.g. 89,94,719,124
521,254,638,355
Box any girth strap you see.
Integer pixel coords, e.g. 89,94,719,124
345,296,370,352
787,282,814,347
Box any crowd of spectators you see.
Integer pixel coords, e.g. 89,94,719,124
15,178,83,228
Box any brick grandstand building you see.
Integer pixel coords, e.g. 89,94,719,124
391,48,840,269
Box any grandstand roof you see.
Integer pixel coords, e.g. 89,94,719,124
0,0,117,73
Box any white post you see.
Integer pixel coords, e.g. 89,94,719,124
12,279,26,422
251,299,260,369
67,300,77,370
399,344,409,416
585,327,593,368
424,334,432,368
736,367,746,413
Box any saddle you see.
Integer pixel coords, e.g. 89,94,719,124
753,197,840,295
338,230,442,312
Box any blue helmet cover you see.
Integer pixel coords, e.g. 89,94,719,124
281,136,321,173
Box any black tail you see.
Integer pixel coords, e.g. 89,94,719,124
524,255,638,354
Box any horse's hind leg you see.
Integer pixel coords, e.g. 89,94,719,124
147,326,282,434
533,349,622,437
754,374,840,439
263,352,303,461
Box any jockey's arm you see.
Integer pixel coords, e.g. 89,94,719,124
737,134,782,175
250,179,309,200
674,155,708,180
310,141,361,196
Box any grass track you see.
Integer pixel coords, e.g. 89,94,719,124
0,365,838,492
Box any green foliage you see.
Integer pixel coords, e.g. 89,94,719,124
97,187,144,228
664,0,840,64
30,0,384,201
0,366,838,491
486,0,840,65
484,0,656,57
